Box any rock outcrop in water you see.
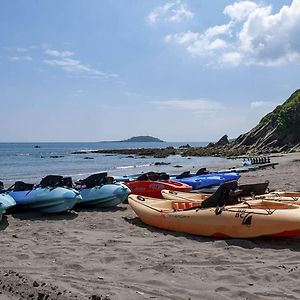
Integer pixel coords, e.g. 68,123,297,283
207,135,229,148
232,89,300,153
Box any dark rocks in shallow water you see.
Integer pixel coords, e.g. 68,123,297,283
34,145,40,148
206,142,215,148
72,151,88,154
179,144,192,148
84,157,94,160
49,155,64,159
174,165,183,168
89,145,248,159
126,155,134,158
154,162,171,166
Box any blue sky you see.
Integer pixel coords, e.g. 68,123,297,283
1,0,299,142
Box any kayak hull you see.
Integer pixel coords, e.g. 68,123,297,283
77,183,131,207
9,187,81,213
172,175,225,189
128,195,300,238
0,193,16,221
124,180,192,199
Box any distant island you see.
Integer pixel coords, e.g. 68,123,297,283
120,136,165,143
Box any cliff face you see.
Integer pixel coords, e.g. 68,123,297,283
233,89,300,151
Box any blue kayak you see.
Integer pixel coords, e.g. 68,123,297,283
0,193,16,221
77,183,131,208
189,168,241,181
171,169,240,190
113,174,140,182
9,187,81,213
171,175,226,189
206,172,240,181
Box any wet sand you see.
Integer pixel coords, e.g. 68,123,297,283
1,153,300,299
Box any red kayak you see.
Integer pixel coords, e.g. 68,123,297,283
124,172,192,198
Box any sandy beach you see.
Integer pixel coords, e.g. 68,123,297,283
1,153,300,300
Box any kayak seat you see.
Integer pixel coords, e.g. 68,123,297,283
196,168,209,175
137,173,151,181
40,175,64,188
238,181,269,197
158,172,169,180
79,172,108,188
62,177,73,188
200,181,239,209
136,172,169,181
106,176,114,184
176,171,191,179
13,181,34,191
172,201,198,210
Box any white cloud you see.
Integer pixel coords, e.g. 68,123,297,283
44,49,118,80
16,47,29,53
166,23,231,57
165,0,300,67
219,51,242,66
8,56,32,62
153,99,224,112
45,49,74,58
223,1,259,21
74,89,84,96
148,1,193,24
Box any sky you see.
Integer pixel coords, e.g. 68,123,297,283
1,0,300,142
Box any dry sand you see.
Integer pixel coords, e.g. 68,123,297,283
1,153,300,300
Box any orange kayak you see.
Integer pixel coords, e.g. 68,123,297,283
128,194,300,238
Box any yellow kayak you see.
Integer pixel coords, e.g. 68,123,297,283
128,194,300,238
249,192,300,204
161,189,210,202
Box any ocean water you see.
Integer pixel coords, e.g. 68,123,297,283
0,142,241,184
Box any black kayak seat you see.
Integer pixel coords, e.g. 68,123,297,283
40,175,64,188
0,181,4,192
80,172,108,188
196,168,209,175
176,171,191,179
238,181,269,197
200,181,239,209
62,177,73,188
13,181,34,192
158,172,170,180
137,172,170,181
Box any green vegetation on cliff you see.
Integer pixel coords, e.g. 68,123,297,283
234,89,300,151
260,89,300,133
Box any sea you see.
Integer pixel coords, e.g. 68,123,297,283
0,142,242,185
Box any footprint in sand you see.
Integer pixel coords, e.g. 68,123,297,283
215,287,230,292
15,254,29,260
65,263,84,271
